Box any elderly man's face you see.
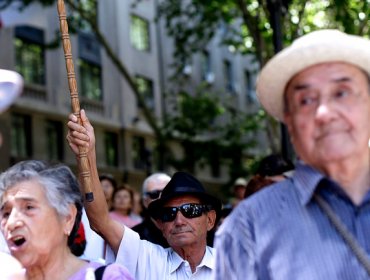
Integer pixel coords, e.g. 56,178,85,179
157,195,216,250
284,62,370,170
143,178,169,209
0,180,74,268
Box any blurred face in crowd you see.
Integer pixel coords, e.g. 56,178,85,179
234,185,246,200
112,189,132,215
284,62,370,172
1,180,74,269
101,179,115,205
157,195,216,251
143,178,169,209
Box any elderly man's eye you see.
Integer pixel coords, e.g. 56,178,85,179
334,89,350,99
298,95,317,107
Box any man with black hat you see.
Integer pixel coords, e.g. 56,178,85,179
214,29,370,279
67,111,222,279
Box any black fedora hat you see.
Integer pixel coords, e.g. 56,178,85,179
148,171,221,219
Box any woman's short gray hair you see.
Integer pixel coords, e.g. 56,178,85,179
0,160,83,247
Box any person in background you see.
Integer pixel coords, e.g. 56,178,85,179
99,173,117,210
228,177,247,208
243,154,295,199
132,173,171,247
243,175,275,199
67,111,221,279
255,153,295,182
132,189,143,219
0,160,133,279
109,184,142,228
214,29,370,279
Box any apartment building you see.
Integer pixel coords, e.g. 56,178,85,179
0,1,261,192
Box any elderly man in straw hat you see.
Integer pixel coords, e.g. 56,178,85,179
214,29,370,279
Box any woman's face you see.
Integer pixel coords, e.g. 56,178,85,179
101,179,114,203
112,189,132,213
0,180,71,268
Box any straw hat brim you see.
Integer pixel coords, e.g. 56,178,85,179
256,29,370,122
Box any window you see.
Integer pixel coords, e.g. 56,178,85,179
130,15,150,51
244,70,256,103
132,136,150,170
46,120,64,161
78,59,102,101
78,33,102,101
201,51,211,82
135,75,154,110
223,60,234,92
11,113,32,159
105,132,118,167
14,26,45,85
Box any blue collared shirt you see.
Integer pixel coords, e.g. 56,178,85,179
214,162,370,280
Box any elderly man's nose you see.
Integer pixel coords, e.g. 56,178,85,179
173,211,187,224
315,101,336,123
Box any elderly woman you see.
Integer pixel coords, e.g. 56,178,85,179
0,160,133,280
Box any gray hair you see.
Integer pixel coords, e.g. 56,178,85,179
0,160,83,248
142,173,171,195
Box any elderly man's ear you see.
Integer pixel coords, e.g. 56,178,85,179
206,210,217,231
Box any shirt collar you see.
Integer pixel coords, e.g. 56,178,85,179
293,161,325,205
169,246,214,274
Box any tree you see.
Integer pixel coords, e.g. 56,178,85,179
0,0,267,181
2,0,368,181
158,0,369,152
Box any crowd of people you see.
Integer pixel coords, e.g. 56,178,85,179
0,28,369,279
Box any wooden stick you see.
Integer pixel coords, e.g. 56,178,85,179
57,0,94,202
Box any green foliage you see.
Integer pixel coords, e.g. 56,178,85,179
159,0,369,69
163,87,263,176
164,90,224,139
158,0,369,173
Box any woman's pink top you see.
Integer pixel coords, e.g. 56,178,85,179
109,211,142,228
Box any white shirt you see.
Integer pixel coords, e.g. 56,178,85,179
109,226,215,280
80,209,105,263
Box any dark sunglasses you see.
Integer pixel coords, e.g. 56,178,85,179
157,203,212,222
144,190,162,199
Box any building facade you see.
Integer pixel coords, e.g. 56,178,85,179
0,0,262,193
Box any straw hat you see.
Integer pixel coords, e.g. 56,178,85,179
256,29,370,122
0,69,23,113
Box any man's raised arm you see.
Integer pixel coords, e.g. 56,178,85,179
67,109,124,255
